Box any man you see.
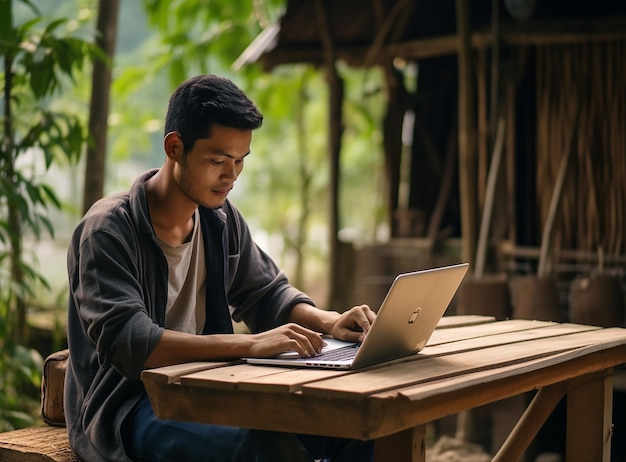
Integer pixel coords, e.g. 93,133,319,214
65,74,376,461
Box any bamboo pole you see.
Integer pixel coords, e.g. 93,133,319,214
455,0,478,267
475,117,506,278
477,49,488,208
505,71,518,246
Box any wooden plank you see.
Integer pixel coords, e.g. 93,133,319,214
435,315,495,328
392,351,578,402
301,328,626,399
427,319,555,346
423,322,600,356
238,368,350,393
141,361,238,385
180,363,293,390
566,370,613,462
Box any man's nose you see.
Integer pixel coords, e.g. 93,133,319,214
222,162,238,181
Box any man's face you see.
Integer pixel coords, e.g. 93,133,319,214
173,124,252,209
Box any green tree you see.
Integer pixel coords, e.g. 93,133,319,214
141,0,283,83
0,0,95,429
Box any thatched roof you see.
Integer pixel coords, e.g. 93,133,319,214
236,0,626,70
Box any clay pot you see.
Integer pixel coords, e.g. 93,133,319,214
511,276,563,322
568,274,624,327
456,276,511,320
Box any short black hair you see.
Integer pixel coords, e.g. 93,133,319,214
164,75,263,153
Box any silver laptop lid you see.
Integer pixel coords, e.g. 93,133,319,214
350,262,469,368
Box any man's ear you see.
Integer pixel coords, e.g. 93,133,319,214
164,132,183,160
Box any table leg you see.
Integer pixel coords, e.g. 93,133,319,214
374,425,426,462
566,368,614,462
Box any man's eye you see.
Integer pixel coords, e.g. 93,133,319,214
211,159,224,165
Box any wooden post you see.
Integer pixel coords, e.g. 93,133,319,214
566,369,614,462
314,1,345,309
383,68,405,237
455,0,478,266
327,71,344,309
455,0,479,444
374,425,426,462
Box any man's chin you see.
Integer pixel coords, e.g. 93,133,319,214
200,198,227,210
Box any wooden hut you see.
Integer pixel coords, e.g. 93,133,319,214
238,0,626,322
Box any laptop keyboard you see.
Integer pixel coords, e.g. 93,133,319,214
311,343,359,361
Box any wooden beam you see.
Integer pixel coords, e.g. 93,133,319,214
499,242,626,264
259,17,626,68
363,0,412,67
492,380,567,461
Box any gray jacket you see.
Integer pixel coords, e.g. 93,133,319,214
65,169,314,461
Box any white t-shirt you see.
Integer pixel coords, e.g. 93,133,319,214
157,209,206,334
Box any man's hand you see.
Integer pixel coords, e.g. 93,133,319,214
328,304,376,343
288,302,377,344
247,323,326,358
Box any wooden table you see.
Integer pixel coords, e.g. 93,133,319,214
142,316,626,461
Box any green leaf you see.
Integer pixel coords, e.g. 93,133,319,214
42,17,67,35
40,184,61,209
37,213,55,238
25,182,43,206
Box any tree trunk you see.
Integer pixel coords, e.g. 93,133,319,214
326,68,344,309
82,0,120,214
3,48,28,344
293,70,313,289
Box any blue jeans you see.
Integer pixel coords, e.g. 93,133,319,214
121,393,373,462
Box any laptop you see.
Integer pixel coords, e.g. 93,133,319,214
246,262,469,369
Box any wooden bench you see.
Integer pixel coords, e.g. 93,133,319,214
0,425,77,462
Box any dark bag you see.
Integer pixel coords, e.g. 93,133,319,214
41,349,68,427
